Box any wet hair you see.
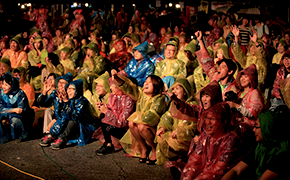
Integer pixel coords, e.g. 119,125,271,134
48,53,60,67
3,75,13,86
148,75,164,96
218,59,237,76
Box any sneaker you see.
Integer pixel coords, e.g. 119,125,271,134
39,135,54,147
95,143,114,156
51,139,65,150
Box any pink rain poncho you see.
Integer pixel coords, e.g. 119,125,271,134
180,102,241,180
235,64,264,126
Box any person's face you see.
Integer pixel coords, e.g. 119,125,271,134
2,80,11,94
283,57,290,69
204,111,222,135
58,79,67,92
277,43,285,53
34,41,41,49
174,26,179,32
285,34,290,42
46,75,55,87
134,50,143,61
95,84,106,96
42,38,49,46
240,74,251,88
64,13,69,18
29,37,34,44
86,48,95,57
13,72,24,83
217,61,230,80
165,34,172,41
253,119,263,142
55,30,61,37
201,93,211,110
143,77,154,95
135,27,140,33
165,45,176,59
172,84,186,101
65,35,71,41
73,39,78,48
115,42,125,52
128,26,133,33
273,38,279,46
0,63,9,76
179,36,185,44
262,36,268,45
242,18,248,26
112,34,117,41
110,84,122,95
10,41,19,51
67,84,76,99
0,80,3,89
0,41,5,49
23,32,28,39
60,51,68,60
208,19,214,26
213,43,221,51
74,13,80,19
160,28,166,35
217,50,224,60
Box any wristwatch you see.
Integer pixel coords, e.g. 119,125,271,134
237,105,242,112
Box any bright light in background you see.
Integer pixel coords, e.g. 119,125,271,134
27,3,31,7
21,4,25,9
85,3,89,7
169,3,173,7
73,2,77,7
18,3,20,6
132,4,135,7
176,4,180,8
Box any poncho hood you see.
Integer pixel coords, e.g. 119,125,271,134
92,71,111,95
199,80,223,109
3,73,20,96
66,79,84,99
184,39,197,54
170,78,193,102
55,72,73,88
236,64,258,89
133,41,149,60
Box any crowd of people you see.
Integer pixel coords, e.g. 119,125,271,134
0,4,290,179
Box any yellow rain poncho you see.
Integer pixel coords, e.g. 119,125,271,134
119,76,167,157
155,78,198,165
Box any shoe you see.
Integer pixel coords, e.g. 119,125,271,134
139,157,147,163
146,159,157,165
51,139,65,150
95,143,114,156
39,135,54,147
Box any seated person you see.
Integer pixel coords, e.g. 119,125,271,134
124,41,155,87
59,47,76,77
40,79,97,149
0,58,11,77
0,74,34,143
37,72,73,135
156,78,197,165
180,102,241,180
222,109,290,180
95,73,136,155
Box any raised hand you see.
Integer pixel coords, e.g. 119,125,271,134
231,25,239,37
250,29,258,43
194,31,202,41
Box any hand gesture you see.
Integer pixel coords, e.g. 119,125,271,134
111,69,118,81
156,127,165,138
43,79,52,95
44,57,50,65
99,103,108,114
171,130,177,139
250,29,258,43
226,101,238,109
11,108,23,114
231,25,239,37
194,31,202,41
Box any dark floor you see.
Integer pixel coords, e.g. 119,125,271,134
0,138,171,180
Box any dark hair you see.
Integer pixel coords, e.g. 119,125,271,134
4,74,13,86
148,75,164,96
48,53,60,67
33,40,43,51
218,59,237,76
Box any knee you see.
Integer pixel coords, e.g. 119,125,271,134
10,117,22,126
128,121,136,129
137,124,148,133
